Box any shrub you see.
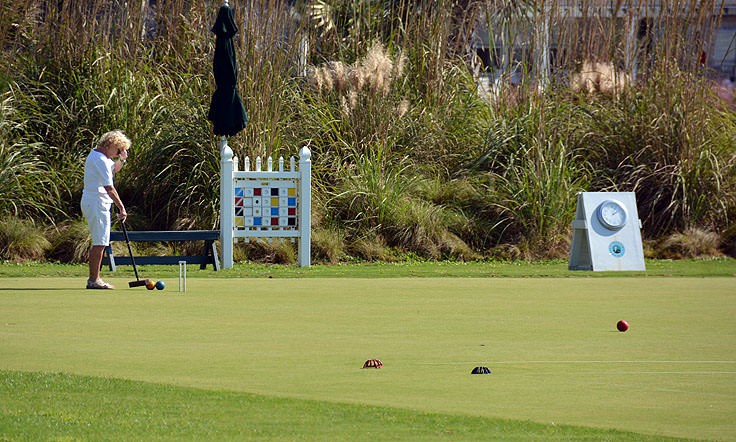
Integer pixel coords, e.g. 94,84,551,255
723,223,736,258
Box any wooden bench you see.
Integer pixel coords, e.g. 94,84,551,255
102,230,220,271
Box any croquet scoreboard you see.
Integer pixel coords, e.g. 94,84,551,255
568,192,645,271
233,180,298,230
221,145,311,268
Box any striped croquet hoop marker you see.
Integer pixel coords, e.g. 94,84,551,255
362,359,383,369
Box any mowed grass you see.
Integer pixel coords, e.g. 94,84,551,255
0,275,734,440
0,371,678,442
1,257,735,278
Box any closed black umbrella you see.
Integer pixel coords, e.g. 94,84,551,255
208,2,248,137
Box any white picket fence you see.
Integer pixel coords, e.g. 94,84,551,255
220,139,311,268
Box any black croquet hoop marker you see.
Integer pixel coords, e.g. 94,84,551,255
117,209,150,288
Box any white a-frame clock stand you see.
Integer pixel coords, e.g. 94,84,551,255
568,192,645,271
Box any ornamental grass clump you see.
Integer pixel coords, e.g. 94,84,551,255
327,148,474,259
306,42,408,123
465,85,591,255
650,228,723,259
233,238,297,265
582,64,736,236
310,226,346,264
0,216,50,261
46,219,90,264
1,0,734,261
0,96,61,222
570,60,630,96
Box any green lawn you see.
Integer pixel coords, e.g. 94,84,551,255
0,371,688,441
1,272,734,440
1,257,735,278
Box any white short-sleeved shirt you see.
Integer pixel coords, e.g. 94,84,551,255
81,149,115,204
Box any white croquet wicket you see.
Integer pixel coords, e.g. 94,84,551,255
178,260,187,292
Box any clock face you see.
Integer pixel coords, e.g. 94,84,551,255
597,200,628,230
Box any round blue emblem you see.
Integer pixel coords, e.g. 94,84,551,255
609,241,625,258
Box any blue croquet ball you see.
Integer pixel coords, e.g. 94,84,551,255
155,281,165,290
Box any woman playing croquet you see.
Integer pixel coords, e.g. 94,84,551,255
81,130,130,289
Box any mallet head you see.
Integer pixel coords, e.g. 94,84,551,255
129,279,151,288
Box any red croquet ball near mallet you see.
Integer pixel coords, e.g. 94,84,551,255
617,320,629,332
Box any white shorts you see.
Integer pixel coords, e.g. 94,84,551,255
81,198,112,246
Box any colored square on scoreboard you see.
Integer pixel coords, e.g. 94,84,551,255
271,217,279,226
235,197,243,207
271,197,279,206
245,188,254,197
254,188,262,196
288,217,296,226
244,207,253,217
235,207,243,217
235,217,244,227
288,207,296,216
288,188,296,196
235,188,244,197
254,217,262,226
271,208,279,216
288,197,296,207
271,188,279,196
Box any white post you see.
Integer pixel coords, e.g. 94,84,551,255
298,146,311,267
625,11,638,83
220,136,234,269
298,35,309,77
535,3,550,91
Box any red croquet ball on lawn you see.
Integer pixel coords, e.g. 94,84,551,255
617,320,629,332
